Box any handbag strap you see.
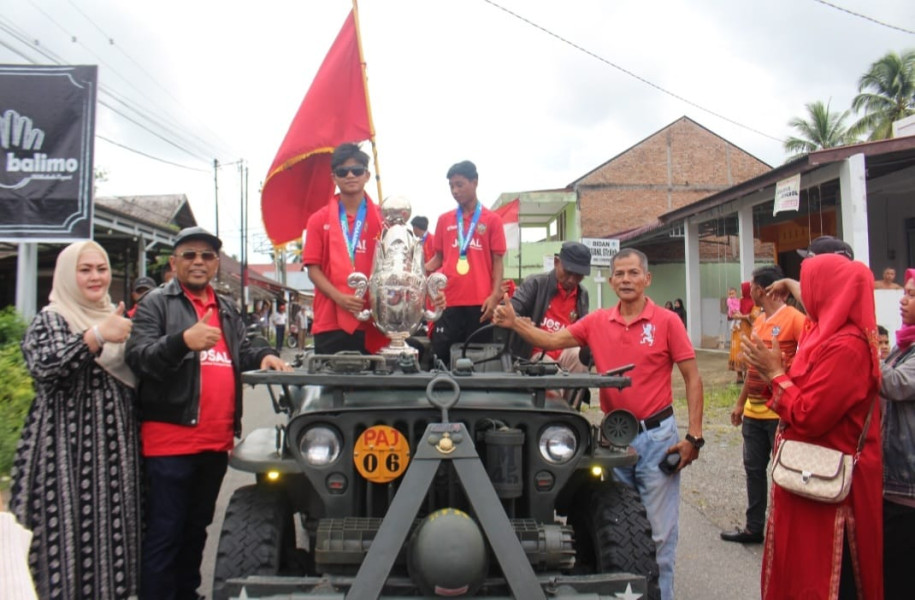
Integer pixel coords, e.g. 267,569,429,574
853,395,877,462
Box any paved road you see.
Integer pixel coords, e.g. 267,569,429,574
200,373,763,599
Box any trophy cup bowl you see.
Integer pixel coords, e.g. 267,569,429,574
347,195,446,357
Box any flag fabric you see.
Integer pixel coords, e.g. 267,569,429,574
261,10,372,245
494,198,520,251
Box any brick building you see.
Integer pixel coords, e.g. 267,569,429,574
572,116,770,239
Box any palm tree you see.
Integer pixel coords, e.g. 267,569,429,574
851,49,915,140
784,100,857,157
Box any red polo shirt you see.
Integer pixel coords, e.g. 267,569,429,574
141,285,236,456
567,298,694,418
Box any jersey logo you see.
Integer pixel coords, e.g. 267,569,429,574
640,323,656,347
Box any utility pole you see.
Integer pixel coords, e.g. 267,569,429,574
239,160,248,316
213,158,220,239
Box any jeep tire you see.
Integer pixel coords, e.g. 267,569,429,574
569,481,661,600
212,485,297,600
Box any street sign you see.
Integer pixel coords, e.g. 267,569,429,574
581,238,620,267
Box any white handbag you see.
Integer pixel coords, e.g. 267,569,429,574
771,397,875,504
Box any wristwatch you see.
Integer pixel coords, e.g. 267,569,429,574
685,433,705,449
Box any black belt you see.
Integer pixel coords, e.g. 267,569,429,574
639,405,674,432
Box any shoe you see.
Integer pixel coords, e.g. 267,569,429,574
720,528,763,544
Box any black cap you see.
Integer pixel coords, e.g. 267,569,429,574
410,216,429,231
557,241,592,276
173,226,222,252
797,235,853,260
132,276,156,293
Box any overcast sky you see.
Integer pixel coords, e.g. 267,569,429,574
2,0,913,262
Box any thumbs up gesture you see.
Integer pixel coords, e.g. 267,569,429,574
183,308,222,351
97,301,133,343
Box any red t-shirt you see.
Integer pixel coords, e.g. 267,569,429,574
141,285,236,456
302,199,381,335
567,298,695,417
533,283,578,360
432,204,506,306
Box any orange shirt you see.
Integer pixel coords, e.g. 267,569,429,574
743,304,806,419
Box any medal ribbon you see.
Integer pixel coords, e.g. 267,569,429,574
339,198,367,265
455,202,482,260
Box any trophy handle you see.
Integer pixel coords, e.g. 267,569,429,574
347,272,371,321
423,273,448,322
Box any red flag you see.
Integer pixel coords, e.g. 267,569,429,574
494,198,520,250
261,10,372,245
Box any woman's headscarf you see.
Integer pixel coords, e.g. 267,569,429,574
43,241,136,387
739,281,755,315
896,268,915,351
790,254,879,390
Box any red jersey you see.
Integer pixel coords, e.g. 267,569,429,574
432,204,506,306
302,196,382,335
533,283,578,360
420,232,435,264
567,298,695,417
141,285,236,456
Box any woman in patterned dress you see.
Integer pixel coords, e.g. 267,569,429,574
9,241,141,599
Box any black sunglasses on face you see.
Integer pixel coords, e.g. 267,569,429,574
177,250,218,262
334,166,367,178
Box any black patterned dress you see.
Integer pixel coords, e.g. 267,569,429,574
9,311,141,599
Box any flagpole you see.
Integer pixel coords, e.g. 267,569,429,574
351,0,383,203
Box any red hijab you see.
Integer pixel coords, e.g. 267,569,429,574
897,268,915,351
739,281,755,314
791,254,880,391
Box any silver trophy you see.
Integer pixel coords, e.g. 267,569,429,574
348,195,446,356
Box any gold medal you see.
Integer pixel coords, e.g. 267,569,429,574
456,257,470,275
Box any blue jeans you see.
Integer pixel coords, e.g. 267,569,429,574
142,452,228,600
614,414,679,600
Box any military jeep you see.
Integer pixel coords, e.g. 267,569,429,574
212,339,660,599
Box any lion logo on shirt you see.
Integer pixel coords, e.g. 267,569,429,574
640,323,655,346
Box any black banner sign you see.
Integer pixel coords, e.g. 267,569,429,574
0,65,97,241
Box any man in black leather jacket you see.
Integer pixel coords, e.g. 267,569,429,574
508,241,592,383
126,226,290,600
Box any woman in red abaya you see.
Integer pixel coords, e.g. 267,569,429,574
742,253,882,599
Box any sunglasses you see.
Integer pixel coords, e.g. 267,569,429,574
334,166,367,178
177,250,219,262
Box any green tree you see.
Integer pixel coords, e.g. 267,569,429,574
784,100,858,157
851,49,915,140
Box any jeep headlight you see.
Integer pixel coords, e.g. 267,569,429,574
538,425,577,464
299,426,342,466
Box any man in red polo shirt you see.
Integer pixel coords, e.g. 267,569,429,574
493,247,704,600
426,160,506,364
127,227,291,600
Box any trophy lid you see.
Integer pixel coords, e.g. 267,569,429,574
381,195,412,227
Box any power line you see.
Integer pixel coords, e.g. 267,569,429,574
65,0,240,156
11,4,237,162
482,0,784,143
96,135,209,172
812,0,915,35
0,22,228,165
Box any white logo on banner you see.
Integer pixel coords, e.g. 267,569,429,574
1,109,79,190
